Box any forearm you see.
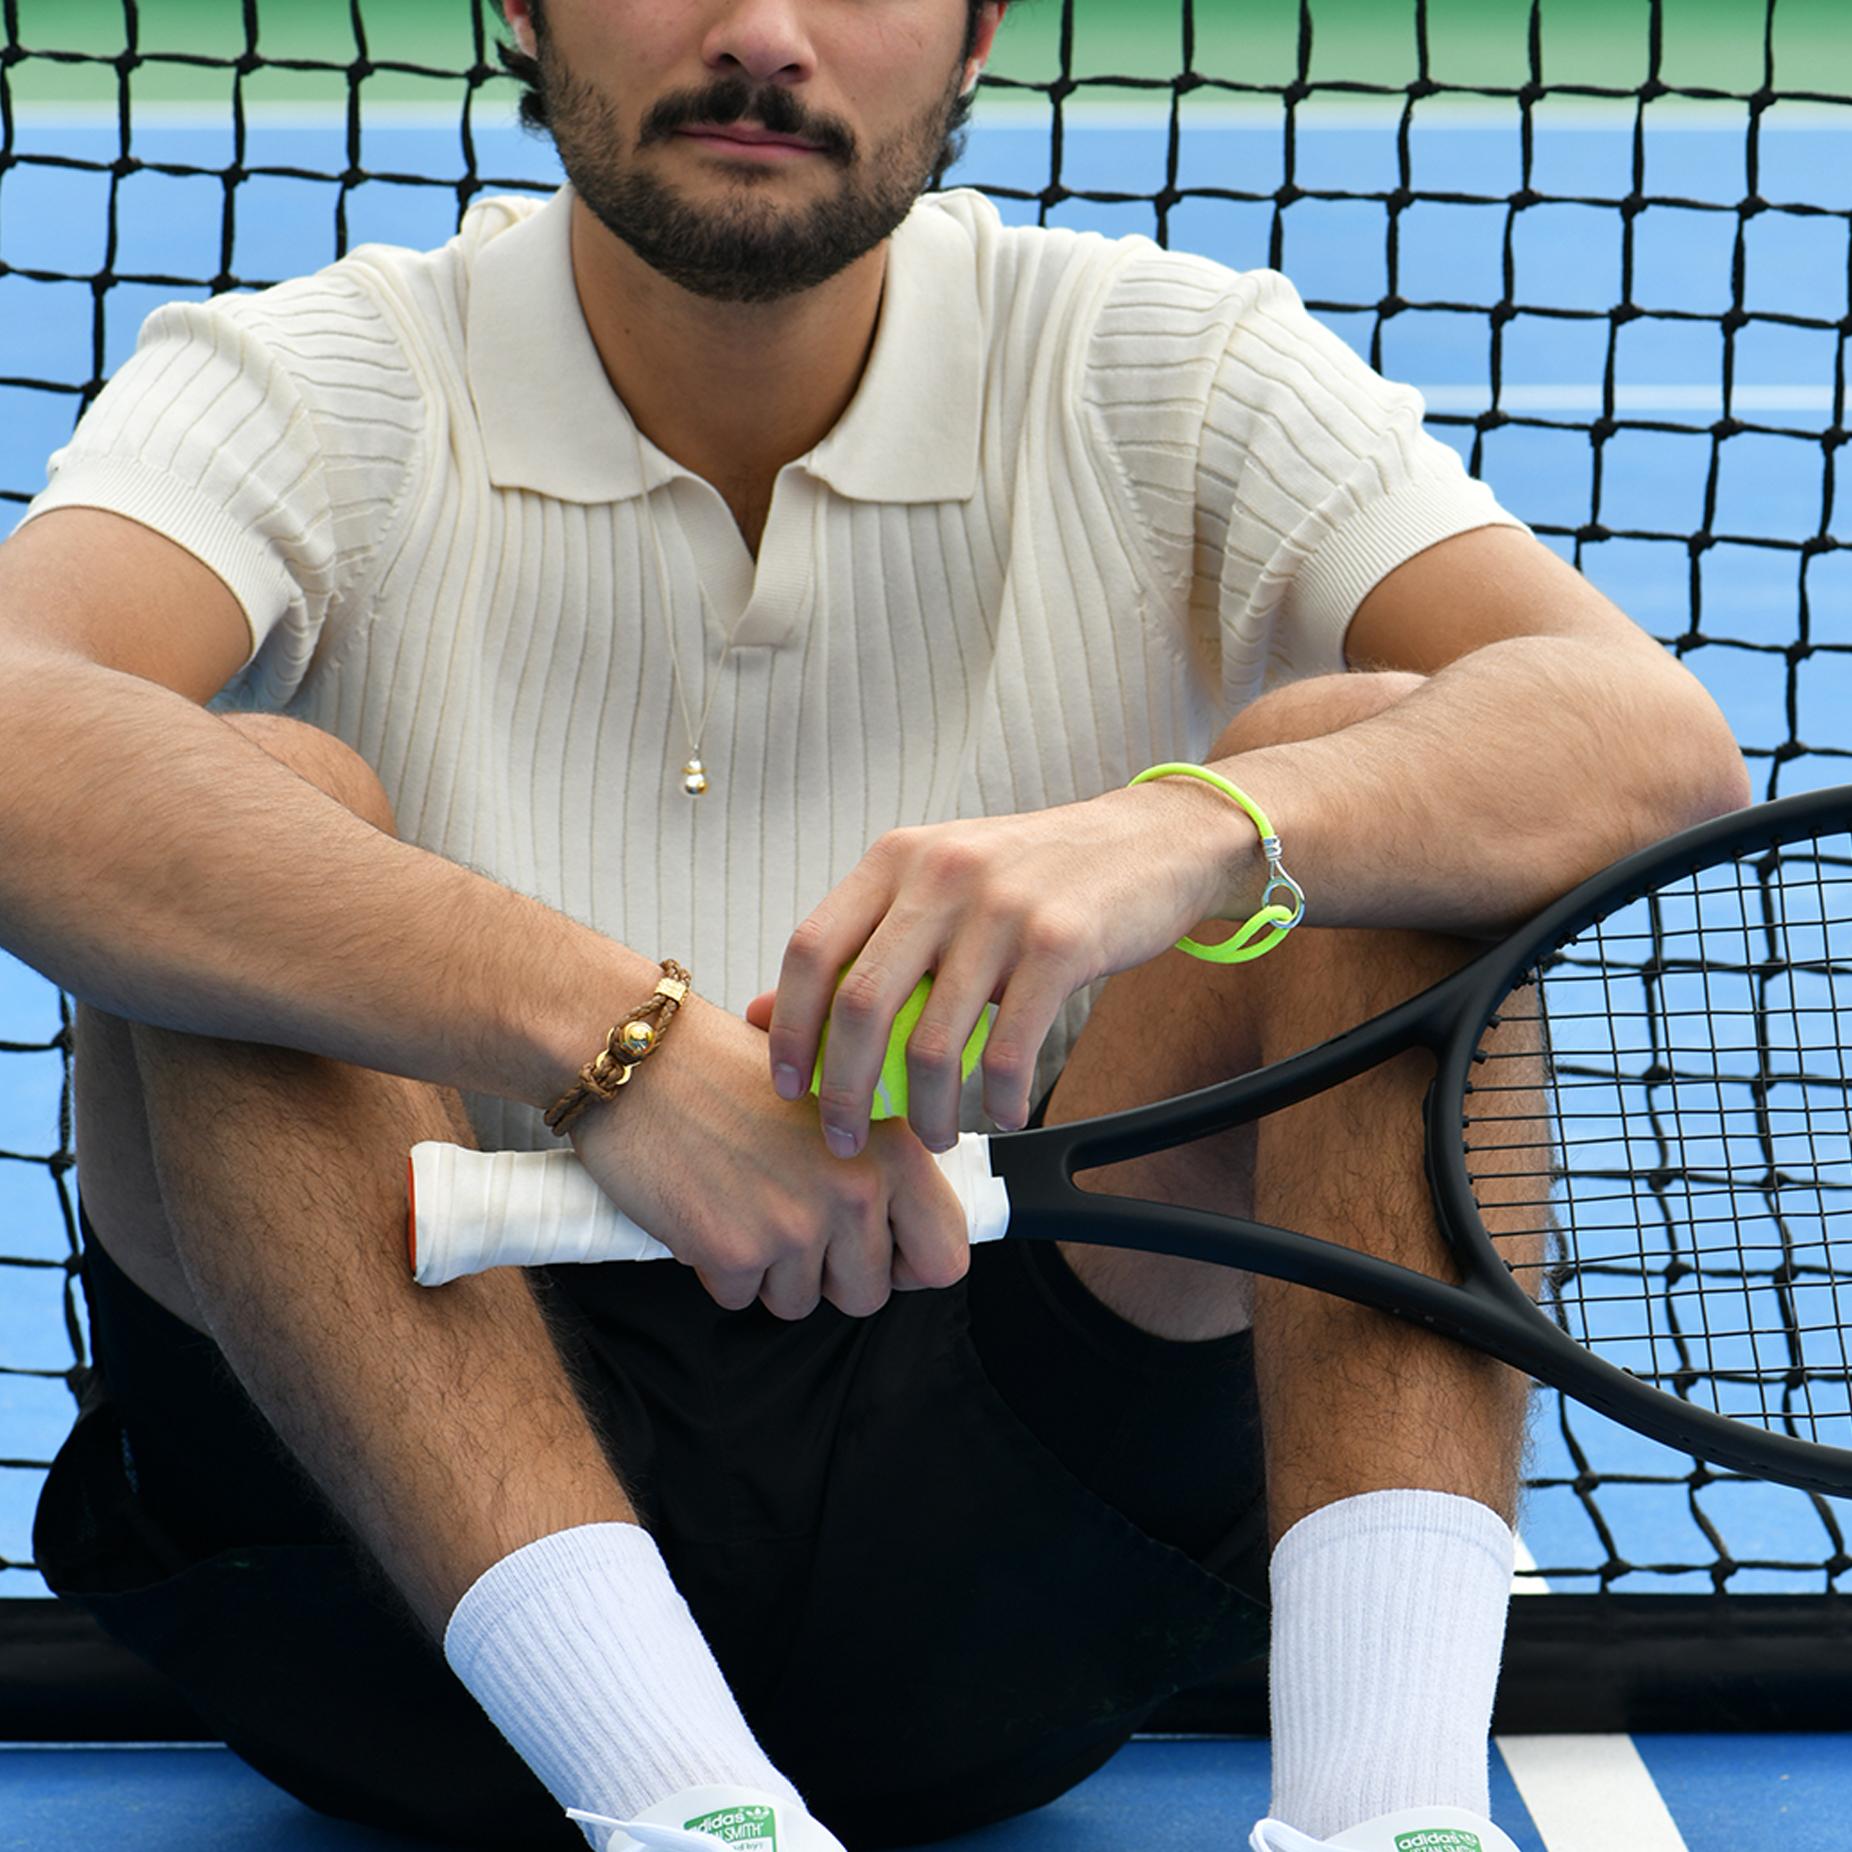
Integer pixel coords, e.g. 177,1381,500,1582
0,650,651,1113
1162,637,1752,939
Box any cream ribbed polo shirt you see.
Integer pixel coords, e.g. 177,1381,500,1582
22,184,1526,1152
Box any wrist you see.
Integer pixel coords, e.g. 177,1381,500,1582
1111,769,1267,925
506,936,694,1118
550,965,698,1136
560,988,744,1172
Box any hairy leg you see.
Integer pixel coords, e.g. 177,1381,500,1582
1043,672,1534,1542
73,712,639,1640
1241,922,1535,1537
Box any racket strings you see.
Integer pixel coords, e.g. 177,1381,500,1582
1461,832,1852,1449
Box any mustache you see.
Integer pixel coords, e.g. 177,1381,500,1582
639,76,857,163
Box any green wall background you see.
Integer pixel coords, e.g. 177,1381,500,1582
3,0,1848,108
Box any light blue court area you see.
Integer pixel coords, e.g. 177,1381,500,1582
1,1734,1847,1852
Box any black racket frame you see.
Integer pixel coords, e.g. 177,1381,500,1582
986,784,1852,1497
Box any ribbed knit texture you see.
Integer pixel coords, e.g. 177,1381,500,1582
442,1523,803,1850
1267,1490,1516,1840
21,184,1524,1149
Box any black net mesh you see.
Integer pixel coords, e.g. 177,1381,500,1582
2,0,1849,1613
1463,821,1852,1492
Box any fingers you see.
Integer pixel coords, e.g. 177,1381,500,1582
902,910,1084,1146
758,1166,892,1320
769,825,1097,1157
693,1262,766,1315
888,1145,972,1297
770,833,978,1159
718,1234,912,1323
881,1134,971,1297
817,1217,899,1319
806,951,921,1159
899,943,997,1152
971,909,1089,1133
766,844,899,1128
889,1249,931,1292
757,1250,830,1322
693,1137,965,1321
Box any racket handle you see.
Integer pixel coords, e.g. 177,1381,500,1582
406,1134,1011,1287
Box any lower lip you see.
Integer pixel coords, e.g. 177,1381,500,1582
677,131,821,162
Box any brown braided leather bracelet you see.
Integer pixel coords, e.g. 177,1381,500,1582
544,959,692,1136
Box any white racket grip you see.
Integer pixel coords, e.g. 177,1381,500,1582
407,1133,1011,1287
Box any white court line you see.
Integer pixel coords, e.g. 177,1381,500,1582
1496,1737,1692,1852
1496,1540,1688,1852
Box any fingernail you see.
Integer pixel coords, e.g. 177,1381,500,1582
825,1124,858,1159
773,1063,802,1100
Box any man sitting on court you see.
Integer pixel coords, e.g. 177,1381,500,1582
3,2,1747,1849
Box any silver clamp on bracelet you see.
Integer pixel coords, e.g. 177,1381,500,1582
1258,835,1306,930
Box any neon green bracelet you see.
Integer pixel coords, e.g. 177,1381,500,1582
1127,762,1306,964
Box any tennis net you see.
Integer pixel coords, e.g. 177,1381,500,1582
1,0,1848,1730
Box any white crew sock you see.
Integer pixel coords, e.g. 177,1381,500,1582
1267,1489,1515,1840
443,1522,805,1850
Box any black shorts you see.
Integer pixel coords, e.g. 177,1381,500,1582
32,1079,1269,1851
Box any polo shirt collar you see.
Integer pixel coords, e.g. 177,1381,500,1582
466,185,982,507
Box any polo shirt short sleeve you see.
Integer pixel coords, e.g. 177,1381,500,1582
1078,240,1526,714
20,254,436,714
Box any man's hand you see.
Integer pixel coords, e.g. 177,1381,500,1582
568,996,971,1319
761,785,1244,1161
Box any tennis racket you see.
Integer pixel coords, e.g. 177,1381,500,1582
408,786,1852,1498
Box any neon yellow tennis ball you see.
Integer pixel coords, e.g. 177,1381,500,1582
810,967,992,1121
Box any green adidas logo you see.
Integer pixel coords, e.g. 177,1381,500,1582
682,1803,778,1852
1394,1833,1482,1852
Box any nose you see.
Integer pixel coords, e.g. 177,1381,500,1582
700,0,817,88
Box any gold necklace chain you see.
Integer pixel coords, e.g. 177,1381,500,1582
639,477,736,799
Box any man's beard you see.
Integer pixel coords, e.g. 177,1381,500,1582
538,58,968,305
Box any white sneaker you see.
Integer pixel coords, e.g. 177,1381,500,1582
566,1783,848,1852
1250,1804,1522,1852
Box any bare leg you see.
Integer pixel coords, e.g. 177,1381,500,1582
74,713,639,1642
1044,672,1533,1542
1240,922,1534,1537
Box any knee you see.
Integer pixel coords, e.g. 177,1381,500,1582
1210,669,1427,759
221,713,399,838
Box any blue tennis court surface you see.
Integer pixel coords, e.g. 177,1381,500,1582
2,95,1849,1852
1,1734,1846,1852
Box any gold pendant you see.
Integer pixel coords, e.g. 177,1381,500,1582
682,756,709,797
